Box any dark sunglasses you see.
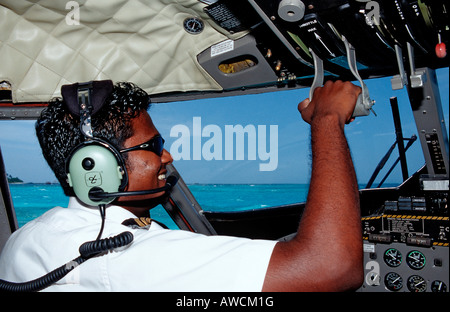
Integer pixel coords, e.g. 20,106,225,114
119,134,165,156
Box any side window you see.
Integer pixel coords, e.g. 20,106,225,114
0,120,63,227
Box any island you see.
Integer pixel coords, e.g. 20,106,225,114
7,174,23,184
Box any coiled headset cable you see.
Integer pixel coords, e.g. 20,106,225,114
0,204,133,292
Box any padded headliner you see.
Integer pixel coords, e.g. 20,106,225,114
0,0,246,102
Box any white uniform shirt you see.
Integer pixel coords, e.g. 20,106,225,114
0,197,277,292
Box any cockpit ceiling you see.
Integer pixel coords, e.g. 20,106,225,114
0,0,448,103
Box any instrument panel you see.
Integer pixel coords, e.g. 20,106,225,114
360,241,447,292
358,179,448,292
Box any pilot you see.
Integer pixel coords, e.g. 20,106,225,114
0,80,363,291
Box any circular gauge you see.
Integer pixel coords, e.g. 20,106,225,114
384,248,402,267
183,17,204,35
406,250,426,270
385,272,403,291
431,280,447,292
407,275,427,292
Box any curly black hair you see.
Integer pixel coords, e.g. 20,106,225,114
36,82,151,196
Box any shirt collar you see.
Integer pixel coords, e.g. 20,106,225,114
67,197,166,230
68,197,138,224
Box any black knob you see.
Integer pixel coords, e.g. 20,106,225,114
82,157,95,170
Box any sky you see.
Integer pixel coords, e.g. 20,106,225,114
0,68,448,186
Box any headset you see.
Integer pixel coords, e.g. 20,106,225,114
62,80,178,207
63,80,126,206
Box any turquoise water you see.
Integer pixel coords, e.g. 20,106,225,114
9,184,69,227
8,183,311,229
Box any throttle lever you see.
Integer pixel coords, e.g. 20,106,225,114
309,48,324,102
342,35,376,117
308,37,376,118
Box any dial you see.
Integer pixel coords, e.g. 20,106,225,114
407,275,427,292
183,17,204,35
384,248,402,267
431,280,447,292
406,250,426,270
385,272,403,291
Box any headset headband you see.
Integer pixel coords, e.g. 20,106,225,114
61,80,113,117
62,80,114,138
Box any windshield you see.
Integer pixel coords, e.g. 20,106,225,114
1,68,448,229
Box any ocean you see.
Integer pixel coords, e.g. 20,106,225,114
8,183,311,229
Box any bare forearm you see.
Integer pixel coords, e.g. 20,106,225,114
293,116,362,289
302,116,360,240
263,81,364,291
264,118,362,291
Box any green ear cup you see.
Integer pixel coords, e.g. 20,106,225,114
67,144,124,206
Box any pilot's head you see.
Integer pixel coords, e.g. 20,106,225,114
36,82,172,210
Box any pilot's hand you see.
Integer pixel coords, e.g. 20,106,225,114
298,80,361,127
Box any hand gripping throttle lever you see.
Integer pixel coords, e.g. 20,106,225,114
309,35,376,118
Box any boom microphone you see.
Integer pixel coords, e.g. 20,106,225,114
88,173,179,202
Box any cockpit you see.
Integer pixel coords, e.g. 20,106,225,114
0,0,448,293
